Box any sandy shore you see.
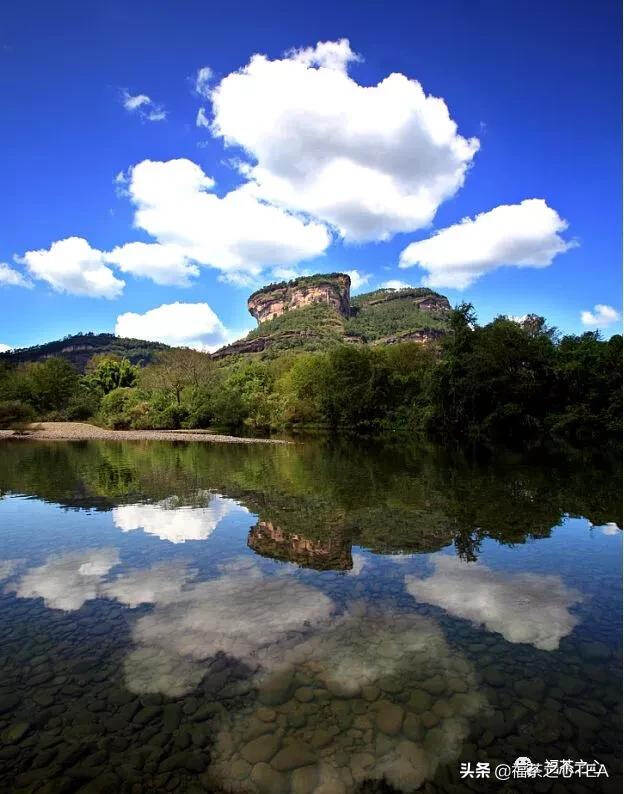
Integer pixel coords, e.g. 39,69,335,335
0,421,290,445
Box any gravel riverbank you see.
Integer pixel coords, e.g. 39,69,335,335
0,421,290,445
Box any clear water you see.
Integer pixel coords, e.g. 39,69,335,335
0,439,621,793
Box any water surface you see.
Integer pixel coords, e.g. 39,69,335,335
0,440,621,793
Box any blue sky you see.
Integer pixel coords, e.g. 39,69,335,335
1,0,621,350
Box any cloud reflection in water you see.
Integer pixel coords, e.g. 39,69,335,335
5,549,489,791
405,555,582,651
119,557,334,696
9,548,120,611
112,492,244,543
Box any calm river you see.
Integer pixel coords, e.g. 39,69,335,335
0,440,621,793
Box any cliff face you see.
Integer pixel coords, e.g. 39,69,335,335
248,273,351,324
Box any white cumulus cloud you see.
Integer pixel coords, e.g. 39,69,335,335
18,237,125,298
210,38,479,242
399,199,575,289
0,344,12,352
121,158,330,283
115,301,233,351
105,241,199,287
346,269,371,292
121,90,166,121
580,304,620,328
15,158,328,292
0,262,32,288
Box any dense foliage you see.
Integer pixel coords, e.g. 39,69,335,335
0,306,620,447
345,294,448,341
0,355,135,426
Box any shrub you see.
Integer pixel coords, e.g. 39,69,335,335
65,386,101,420
0,400,35,430
98,387,142,429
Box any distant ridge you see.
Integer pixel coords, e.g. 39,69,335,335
0,332,170,371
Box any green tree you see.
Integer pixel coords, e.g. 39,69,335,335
20,357,80,415
140,348,214,405
85,355,138,394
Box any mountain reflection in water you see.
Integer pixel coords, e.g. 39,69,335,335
0,438,621,793
248,521,353,571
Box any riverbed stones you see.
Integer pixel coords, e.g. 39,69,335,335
448,676,468,693
325,678,360,699
172,728,191,751
513,678,545,700
408,690,432,713
291,764,319,794
251,762,288,794
310,728,334,749
162,703,181,732
193,702,226,722
240,732,281,764
382,740,428,791
563,707,601,732
230,758,251,780
2,721,30,743
271,742,316,771
133,705,161,725
557,674,585,696
421,676,446,696
403,713,423,742
184,605,487,793
314,782,346,794
0,692,20,713
256,706,277,722
361,685,379,702
421,710,439,729
160,751,207,773
482,667,506,687
379,676,402,694
287,708,308,729
432,699,454,719
258,669,294,706
580,641,610,660
375,701,404,735
532,710,562,743
33,691,55,707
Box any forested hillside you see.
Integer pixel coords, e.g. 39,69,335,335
215,286,452,358
0,333,169,371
